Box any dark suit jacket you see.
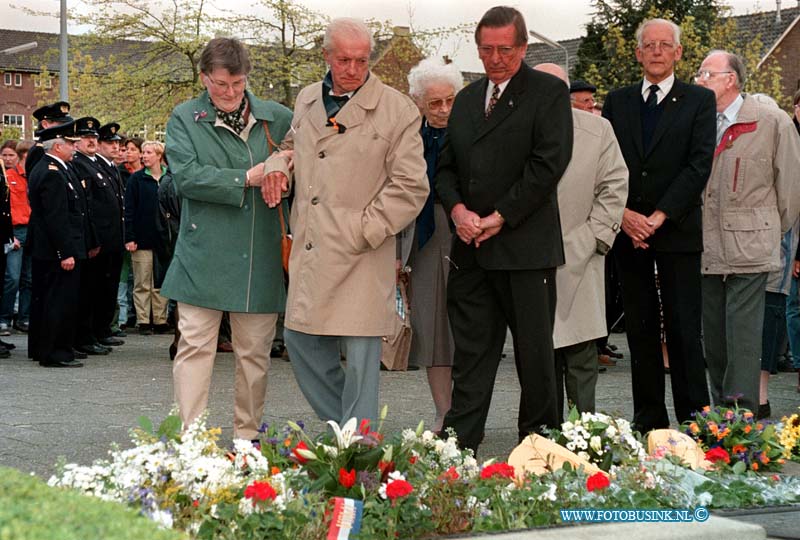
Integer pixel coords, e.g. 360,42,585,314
28,154,93,261
70,152,125,253
602,79,716,252
435,63,573,270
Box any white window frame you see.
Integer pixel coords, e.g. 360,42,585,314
13,73,22,87
2,114,25,131
3,73,11,86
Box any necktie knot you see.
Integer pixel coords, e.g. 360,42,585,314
645,84,659,108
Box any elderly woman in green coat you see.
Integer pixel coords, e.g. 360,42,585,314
163,37,292,442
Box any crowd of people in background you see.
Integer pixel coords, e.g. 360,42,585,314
4,5,800,453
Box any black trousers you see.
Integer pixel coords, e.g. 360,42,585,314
29,258,81,364
75,250,124,344
442,265,558,452
613,234,709,432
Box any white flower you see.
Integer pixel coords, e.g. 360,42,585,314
696,491,713,507
319,444,339,458
327,417,363,449
537,484,557,502
590,436,602,453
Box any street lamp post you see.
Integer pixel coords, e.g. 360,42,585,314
60,0,69,101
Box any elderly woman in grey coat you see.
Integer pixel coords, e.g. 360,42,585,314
400,58,463,432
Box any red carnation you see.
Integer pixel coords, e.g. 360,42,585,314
244,480,277,501
359,418,371,435
586,472,610,492
338,467,356,489
439,466,460,482
385,479,413,500
480,462,515,480
292,440,310,464
705,446,731,464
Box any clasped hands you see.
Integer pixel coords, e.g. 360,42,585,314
257,150,294,208
621,208,666,249
451,203,504,248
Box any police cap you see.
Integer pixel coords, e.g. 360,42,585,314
37,120,80,142
32,101,73,123
75,116,100,137
98,122,122,142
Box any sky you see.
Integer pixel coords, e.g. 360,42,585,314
0,0,786,70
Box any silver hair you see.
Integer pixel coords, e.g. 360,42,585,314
751,93,779,109
709,49,747,89
42,139,61,151
636,18,682,48
407,58,463,101
323,18,374,53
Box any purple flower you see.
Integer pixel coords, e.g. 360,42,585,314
258,422,269,434
193,110,208,122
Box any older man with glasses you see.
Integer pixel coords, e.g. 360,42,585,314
695,50,800,417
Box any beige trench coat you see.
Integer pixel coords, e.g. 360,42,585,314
702,94,800,276
553,110,629,349
266,74,429,336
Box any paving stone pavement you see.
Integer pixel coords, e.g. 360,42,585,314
1,329,799,480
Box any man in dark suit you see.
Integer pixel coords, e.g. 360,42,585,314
602,18,715,433
94,123,127,343
436,6,573,452
28,120,94,368
26,102,73,179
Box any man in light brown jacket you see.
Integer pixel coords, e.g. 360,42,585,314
535,64,629,417
263,18,429,424
696,50,800,415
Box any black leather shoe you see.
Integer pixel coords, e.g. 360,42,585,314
13,321,29,332
0,339,15,350
72,348,88,359
139,324,153,335
75,343,110,355
40,359,84,367
270,343,286,358
99,337,125,346
112,329,127,338
757,401,771,420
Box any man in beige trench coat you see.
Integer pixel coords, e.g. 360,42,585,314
534,64,629,419
263,18,429,424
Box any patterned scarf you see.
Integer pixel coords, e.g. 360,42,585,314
213,97,248,134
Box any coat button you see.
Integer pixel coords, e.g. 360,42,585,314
642,171,648,177
244,204,249,210
305,242,313,250
311,196,319,205
318,151,326,158
243,253,248,259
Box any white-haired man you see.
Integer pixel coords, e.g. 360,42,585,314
263,18,429,424
695,50,800,416
602,18,715,433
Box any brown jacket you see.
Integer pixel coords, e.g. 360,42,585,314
702,94,800,275
553,110,628,348
266,74,429,335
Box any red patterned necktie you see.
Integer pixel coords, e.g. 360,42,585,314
485,83,500,118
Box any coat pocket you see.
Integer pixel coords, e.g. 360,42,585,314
721,207,779,266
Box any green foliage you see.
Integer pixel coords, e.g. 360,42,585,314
574,0,787,108
0,125,23,141
0,466,186,540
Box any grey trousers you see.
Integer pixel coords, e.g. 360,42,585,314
702,273,767,413
554,339,598,420
284,328,381,424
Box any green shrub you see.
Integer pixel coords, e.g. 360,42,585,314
0,466,186,540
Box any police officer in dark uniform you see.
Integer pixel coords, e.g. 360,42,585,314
28,120,95,367
26,102,73,179
70,117,115,355
88,122,126,347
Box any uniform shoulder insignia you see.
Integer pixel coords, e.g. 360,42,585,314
48,164,59,170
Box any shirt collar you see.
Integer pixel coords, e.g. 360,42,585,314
721,94,744,125
97,153,113,167
641,73,675,104
46,153,67,169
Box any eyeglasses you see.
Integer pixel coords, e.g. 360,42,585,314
641,41,676,52
205,74,247,92
427,95,455,110
693,70,733,81
477,46,519,58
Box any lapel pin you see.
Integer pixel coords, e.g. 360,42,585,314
672,97,677,102
509,99,514,108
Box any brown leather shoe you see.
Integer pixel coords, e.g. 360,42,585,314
598,354,617,367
